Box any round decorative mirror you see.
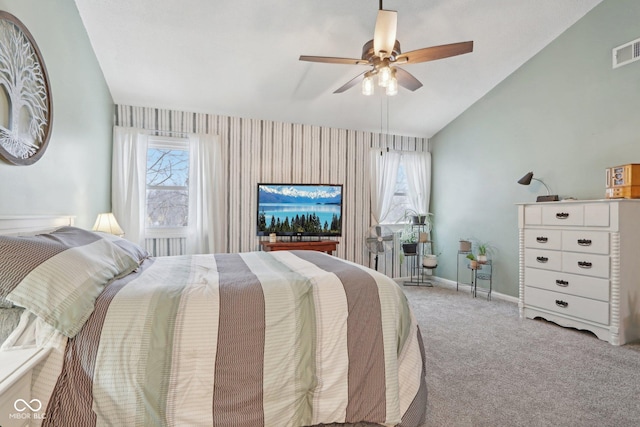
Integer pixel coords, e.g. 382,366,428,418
0,11,52,165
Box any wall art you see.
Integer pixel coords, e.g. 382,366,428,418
0,11,52,165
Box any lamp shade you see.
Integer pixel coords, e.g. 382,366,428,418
362,73,374,96
373,10,397,58
517,171,559,202
517,172,534,185
92,213,124,236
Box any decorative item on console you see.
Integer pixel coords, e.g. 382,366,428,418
605,164,640,199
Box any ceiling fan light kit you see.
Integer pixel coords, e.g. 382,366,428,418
299,1,474,97
362,73,375,96
386,69,398,96
373,9,398,58
378,65,392,87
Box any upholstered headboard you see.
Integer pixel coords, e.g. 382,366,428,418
0,215,75,236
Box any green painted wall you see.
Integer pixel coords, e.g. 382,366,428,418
0,0,113,229
430,0,640,297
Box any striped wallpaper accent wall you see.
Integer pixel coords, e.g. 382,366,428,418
114,105,428,268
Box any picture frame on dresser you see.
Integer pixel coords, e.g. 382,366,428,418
517,200,640,345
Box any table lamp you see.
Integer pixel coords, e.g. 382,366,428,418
517,172,559,202
92,213,125,236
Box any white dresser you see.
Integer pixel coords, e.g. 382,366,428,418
518,200,640,345
0,347,51,426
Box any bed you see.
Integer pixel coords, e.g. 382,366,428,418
0,217,427,427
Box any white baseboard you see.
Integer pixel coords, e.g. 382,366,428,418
396,275,519,305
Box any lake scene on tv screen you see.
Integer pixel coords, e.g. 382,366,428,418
257,184,342,235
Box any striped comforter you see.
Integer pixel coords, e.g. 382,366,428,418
43,250,427,426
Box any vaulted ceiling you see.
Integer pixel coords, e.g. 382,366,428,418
74,0,603,138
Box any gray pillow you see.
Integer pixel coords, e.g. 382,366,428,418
0,227,139,337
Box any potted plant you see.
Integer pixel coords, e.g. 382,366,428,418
466,253,478,270
422,247,441,268
459,239,472,252
400,227,418,255
422,254,437,268
477,244,488,264
476,242,494,264
401,209,433,227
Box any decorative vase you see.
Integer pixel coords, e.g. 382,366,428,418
422,255,438,268
469,260,478,269
477,254,487,264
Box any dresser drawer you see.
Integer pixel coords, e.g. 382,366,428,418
584,203,610,226
524,229,561,250
524,249,561,271
562,252,610,278
525,286,609,325
542,205,583,226
561,230,609,255
524,267,609,302
523,205,542,226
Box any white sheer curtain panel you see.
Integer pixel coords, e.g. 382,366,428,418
403,151,432,214
187,133,224,254
112,127,148,246
370,148,401,224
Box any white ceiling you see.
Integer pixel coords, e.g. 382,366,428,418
74,0,602,138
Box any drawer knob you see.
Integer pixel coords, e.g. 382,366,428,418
577,239,592,246
536,256,549,263
536,237,548,243
578,261,593,269
555,279,569,287
555,300,569,308
556,212,570,219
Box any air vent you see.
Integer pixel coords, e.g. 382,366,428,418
613,37,640,69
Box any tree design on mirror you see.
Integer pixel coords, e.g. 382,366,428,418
0,11,52,165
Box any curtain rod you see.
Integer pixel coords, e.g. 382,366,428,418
371,146,425,154
147,129,191,137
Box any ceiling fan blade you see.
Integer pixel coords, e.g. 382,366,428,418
333,71,367,93
373,9,397,58
396,41,473,64
395,67,423,91
299,55,368,65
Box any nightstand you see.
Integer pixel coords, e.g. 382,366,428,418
0,347,51,427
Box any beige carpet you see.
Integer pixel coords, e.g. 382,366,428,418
404,283,640,427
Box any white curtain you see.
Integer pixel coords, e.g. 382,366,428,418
403,151,432,215
112,127,148,246
187,133,224,254
370,148,401,224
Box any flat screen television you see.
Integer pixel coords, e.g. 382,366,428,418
257,183,343,237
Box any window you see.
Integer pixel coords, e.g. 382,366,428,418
383,161,412,224
145,137,189,229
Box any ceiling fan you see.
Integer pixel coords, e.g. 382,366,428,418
299,0,473,96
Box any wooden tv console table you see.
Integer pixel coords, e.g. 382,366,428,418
259,240,339,255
